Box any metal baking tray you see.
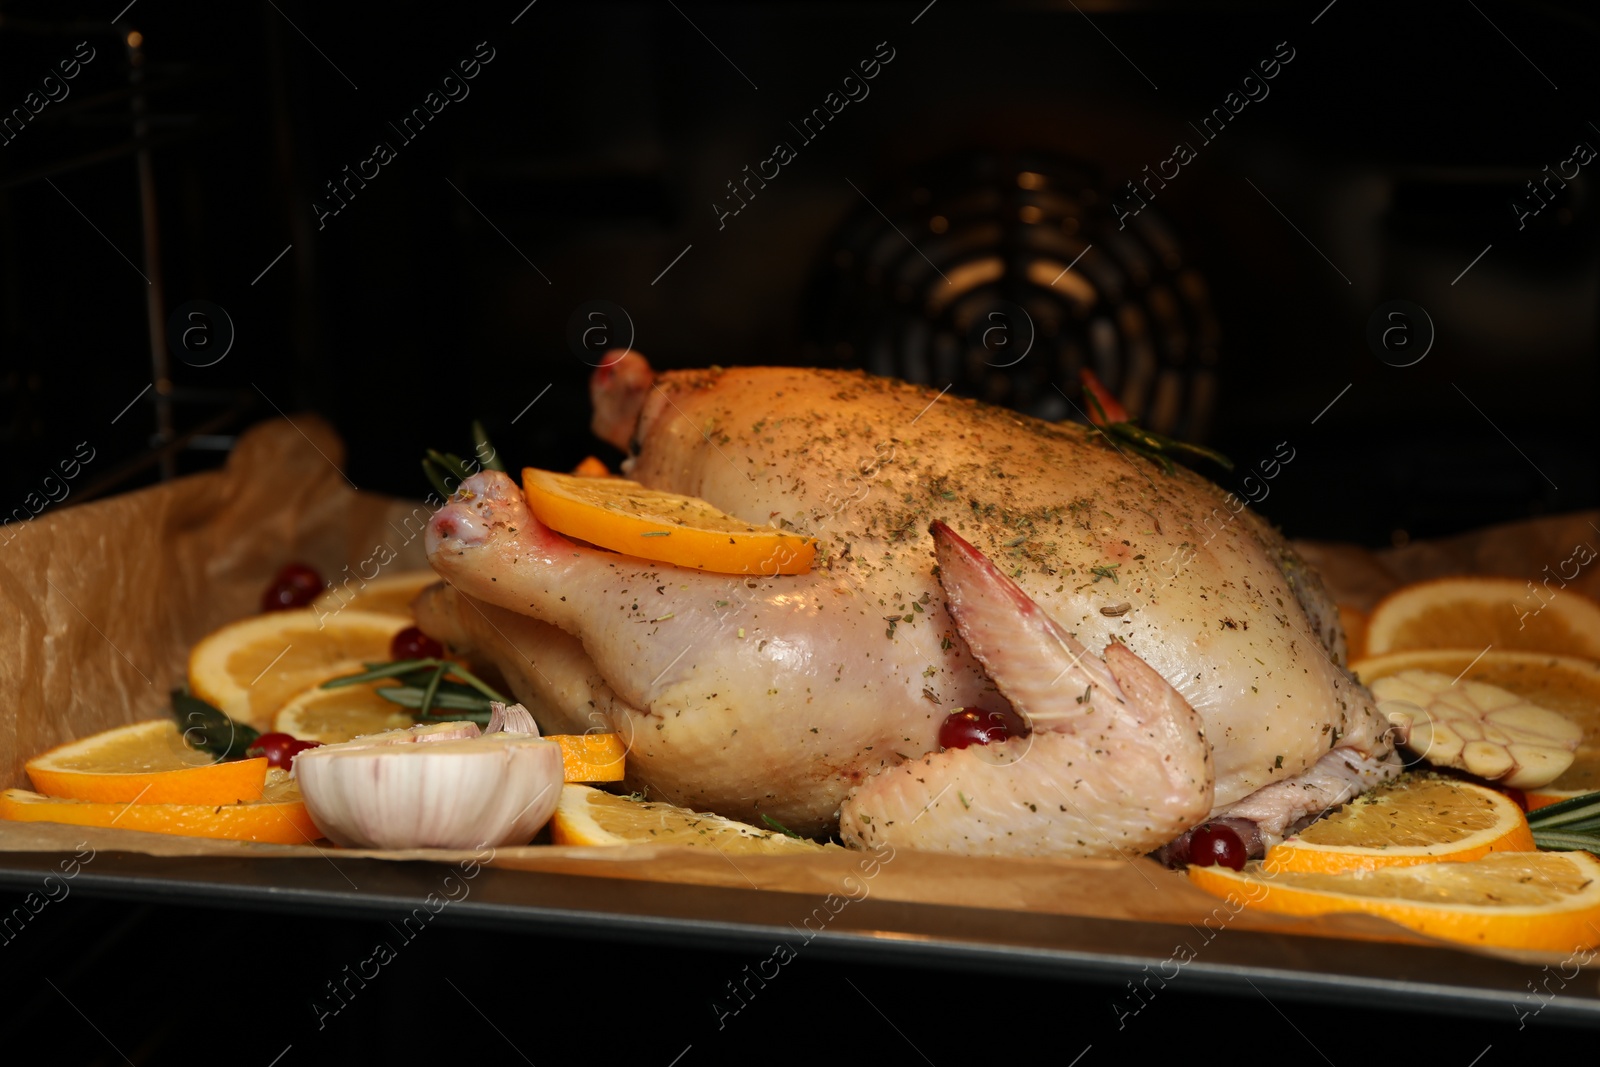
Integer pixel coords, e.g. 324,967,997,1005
2,846,1596,1037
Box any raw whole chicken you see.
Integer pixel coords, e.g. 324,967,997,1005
419,354,1400,858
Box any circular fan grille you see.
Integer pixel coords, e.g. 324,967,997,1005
802,152,1221,438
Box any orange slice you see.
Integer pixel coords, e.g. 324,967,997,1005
1263,775,1533,874
1189,851,1600,952
549,784,831,852
521,467,816,576
0,772,320,845
188,609,411,729
1353,650,1600,796
1338,604,1369,661
1529,789,1590,811
273,681,415,744
1365,577,1600,659
572,456,613,477
309,570,439,619
550,734,626,782
25,720,267,805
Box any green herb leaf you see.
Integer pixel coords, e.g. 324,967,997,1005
422,458,454,500
760,814,804,840
1082,413,1233,477
320,658,446,689
319,658,505,703
170,689,259,762
471,419,506,473
1527,792,1600,829
1532,829,1600,857
374,687,498,712
414,661,444,717
1081,385,1111,427
426,449,474,485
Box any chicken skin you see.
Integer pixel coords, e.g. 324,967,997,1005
420,355,1395,857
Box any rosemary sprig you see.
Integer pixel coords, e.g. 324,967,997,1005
422,422,505,497
1080,387,1233,475
760,814,804,840
320,658,506,718
471,419,506,473
375,688,497,713
320,658,503,700
418,661,446,717
1528,792,1600,855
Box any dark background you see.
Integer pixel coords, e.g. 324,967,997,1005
3,0,1600,1058
3,0,1597,545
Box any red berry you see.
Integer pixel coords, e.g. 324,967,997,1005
390,626,445,661
938,707,1029,750
247,732,322,769
1496,785,1529,812
261,562,323,612
1189,823,1247,870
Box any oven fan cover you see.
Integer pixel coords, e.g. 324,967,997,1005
801,152,1220,439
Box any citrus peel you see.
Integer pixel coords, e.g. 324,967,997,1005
1262,776,1534,874
521,467,816,575
1189,851,1600,952
25,720,268,805
0,772,318,845
549,784,832,853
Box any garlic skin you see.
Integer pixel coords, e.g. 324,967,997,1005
296,731,563,849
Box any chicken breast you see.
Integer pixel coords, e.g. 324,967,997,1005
421,355,1394,856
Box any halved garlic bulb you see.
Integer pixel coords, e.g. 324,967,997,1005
1372,670,1581,789
295,704,562,849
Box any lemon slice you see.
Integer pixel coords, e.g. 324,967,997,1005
521,467,816,575
549,784,831,853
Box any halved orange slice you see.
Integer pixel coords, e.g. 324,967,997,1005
25,720,267,805
522,467,816,575
273,681,415,744
1189,851,1600,952
1365,577,1600,659
0,772,319,845
549,784,830,852
309,570,439,619
1263,776,1533,874
187,609,410,729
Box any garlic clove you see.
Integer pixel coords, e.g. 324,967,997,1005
1370,669,1580,789
296,733,562,849
484,701,540,736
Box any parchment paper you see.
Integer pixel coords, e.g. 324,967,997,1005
0,416,1592,967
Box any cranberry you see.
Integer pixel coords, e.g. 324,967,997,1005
938,707,1029,750
390,626,445,661
1188,823,1247,870
247,732,322,769
1495,785,1530,812
261,562,323,612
